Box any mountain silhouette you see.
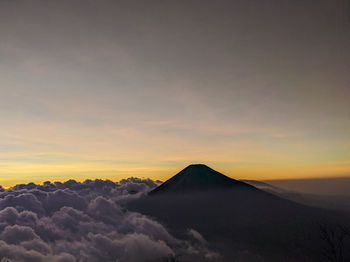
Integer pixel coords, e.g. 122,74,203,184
149,164,256,195
128,164,350,262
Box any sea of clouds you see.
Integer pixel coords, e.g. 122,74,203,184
0,178,219,262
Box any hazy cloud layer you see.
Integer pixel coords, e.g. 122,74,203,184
0,178,218,262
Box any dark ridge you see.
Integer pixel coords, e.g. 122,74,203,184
128,164,350,262
149,164,256,195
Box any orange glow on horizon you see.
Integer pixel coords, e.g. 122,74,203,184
1,161,349,188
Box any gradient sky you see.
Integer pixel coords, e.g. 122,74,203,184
1,0,349,186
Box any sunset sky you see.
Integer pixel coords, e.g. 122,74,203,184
1,0,349,186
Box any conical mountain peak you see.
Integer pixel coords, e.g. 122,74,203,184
149,164,255,195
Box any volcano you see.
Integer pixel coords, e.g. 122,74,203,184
149,164,256,195
128,164,349,262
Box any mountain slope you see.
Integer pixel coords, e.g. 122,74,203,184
128,164,350,262
149,164,256,195
243,179,350,212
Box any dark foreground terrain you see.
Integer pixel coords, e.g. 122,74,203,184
129,164,350,262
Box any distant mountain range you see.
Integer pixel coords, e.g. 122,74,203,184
128,164,350,262
242,179,350,213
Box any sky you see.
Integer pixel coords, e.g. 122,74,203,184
0,0,349,186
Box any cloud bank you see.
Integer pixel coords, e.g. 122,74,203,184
0,178,218,262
